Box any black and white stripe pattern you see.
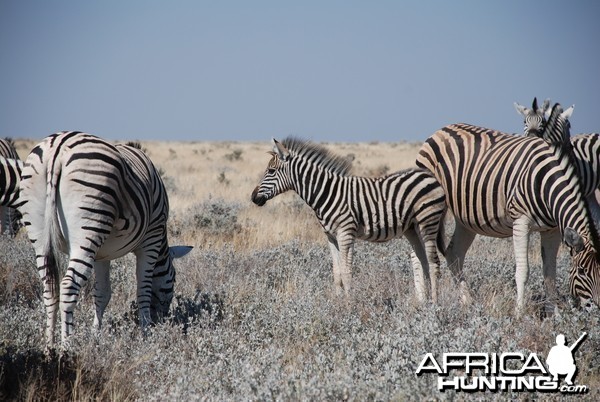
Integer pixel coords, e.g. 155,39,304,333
0,138,23,236
517,97,600,223
251,137,447,301
514,97,551,137
416,103,600,314
18,131,191,347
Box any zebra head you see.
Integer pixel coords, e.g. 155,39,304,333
251,139,293,206
150,245,193,321
514,97,551,137
564,228,600,308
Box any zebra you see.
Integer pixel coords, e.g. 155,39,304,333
516,97,600,224
4,131,192,348
514,97,551,137
251,137,447,302
0,138,23,236
416,103,600,315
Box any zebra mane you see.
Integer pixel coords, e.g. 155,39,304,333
3,137,15,146
281,136,353,176
125,141,143,150
543,103,572,147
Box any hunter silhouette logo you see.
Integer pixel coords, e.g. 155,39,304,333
416,332,589,394
546,332,587,386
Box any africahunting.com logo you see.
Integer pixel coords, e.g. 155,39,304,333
415,332,589,394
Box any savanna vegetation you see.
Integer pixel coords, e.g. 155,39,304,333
0,138,598,401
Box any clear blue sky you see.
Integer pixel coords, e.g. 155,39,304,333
1,0,598,142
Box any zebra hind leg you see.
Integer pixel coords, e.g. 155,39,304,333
404,228,432,303
35,253,60,351
445,221,475,304
93,260,112,331
59,254,96,348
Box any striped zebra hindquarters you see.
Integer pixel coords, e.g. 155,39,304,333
18,132,192,348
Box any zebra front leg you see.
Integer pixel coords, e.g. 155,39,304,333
540,229,561,315
513,216,532,317
404,228,431,303
60,255,95,347
93,260,112,331
135,251,155,330
445,221,475,304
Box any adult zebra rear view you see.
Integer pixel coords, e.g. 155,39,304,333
18,131,192,348
416,103,600,315
251,137,447,302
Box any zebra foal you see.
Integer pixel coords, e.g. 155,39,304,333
417,103,600,314
2,131,192,348
251,137,447,301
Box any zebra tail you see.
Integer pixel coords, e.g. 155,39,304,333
436,210,448,257
42,155,62,298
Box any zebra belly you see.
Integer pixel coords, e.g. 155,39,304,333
453,214,514,238
356,223,403,242
95,231,142,261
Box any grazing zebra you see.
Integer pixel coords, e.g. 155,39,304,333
516,97,600,223
0,138,23,236
251,137,447,301
416,103,600,314
14,131,192,348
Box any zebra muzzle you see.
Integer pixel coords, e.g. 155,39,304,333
251,187,267,206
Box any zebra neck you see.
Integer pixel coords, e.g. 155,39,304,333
552,147,600,253
292,165,346,216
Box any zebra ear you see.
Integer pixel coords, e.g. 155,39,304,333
561,105,574,120
272,138,290,161
514,102,527,116
564,228,585,253
170,246,193,259
542,98,551,113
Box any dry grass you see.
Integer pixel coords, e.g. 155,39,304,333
1,138,599,400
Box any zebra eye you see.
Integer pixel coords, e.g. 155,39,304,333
267,167,276,174
578,266,587,276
